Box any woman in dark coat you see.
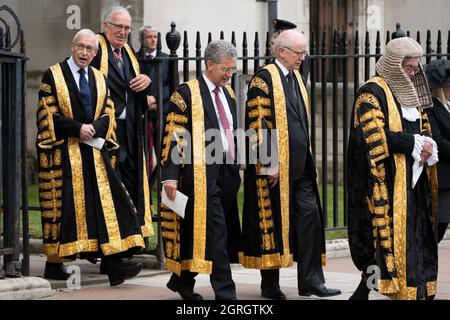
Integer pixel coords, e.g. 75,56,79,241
425,59,450,243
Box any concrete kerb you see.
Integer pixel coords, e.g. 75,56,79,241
0,277,53,300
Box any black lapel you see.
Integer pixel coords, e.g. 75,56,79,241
198,76,220,130
88,67,98,116
107,44,126,82
276,65,301,119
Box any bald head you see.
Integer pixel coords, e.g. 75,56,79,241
274,30,308,71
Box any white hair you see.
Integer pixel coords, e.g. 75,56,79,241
103,5,130,22
72,29,98,49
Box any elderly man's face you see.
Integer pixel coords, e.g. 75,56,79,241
402,57,421,79
104,11,132,49
205,57,237,87
278,36,308,71
71,34,98,69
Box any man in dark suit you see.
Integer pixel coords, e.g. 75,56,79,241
241,30,341,299
36,29,144,286
90,6,153,248
139,25,172,174
160,40,241,300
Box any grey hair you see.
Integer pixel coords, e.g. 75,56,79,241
139,25,158,39
72,29,99,49
204,40,237,65
103,5,130,22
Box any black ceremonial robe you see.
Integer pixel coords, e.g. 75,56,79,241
36,61,144,259
241,64,326,269
347,76,438,299
91,33,153,237
160,78,242,275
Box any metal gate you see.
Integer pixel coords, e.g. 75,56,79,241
0,5,29,278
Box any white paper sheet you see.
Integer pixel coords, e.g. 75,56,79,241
83,137,105,150
161,187,188,219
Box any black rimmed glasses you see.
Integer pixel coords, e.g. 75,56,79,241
107,21,132,32
73,43,97,54
283,47,309,57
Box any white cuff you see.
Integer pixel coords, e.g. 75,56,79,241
412,134,425,162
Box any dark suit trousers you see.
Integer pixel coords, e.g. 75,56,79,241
293,171,325,289
169,164,237,300
261,162,325,293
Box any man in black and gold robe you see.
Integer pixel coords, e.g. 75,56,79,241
91,6,153,242
36,29,144,286
160,40,241,300
348,37,438,300
241,30,341,299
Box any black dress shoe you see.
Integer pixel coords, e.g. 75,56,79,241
44,262,71,280
261,289,286,300
99,258,108,274
298,284,342,297
166,281,203,300
107,260,143,287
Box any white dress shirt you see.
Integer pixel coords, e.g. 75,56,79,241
67,57,89,91
202,74,234,153
275,58,290,77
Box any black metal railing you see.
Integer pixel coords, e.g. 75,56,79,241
0,5,28,278
135,22,450,256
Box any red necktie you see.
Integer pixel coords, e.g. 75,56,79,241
213,87,235,161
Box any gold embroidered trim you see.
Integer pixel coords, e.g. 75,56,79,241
40,82,52,94
187,79,208,269
240,253,293,269
68,137,89,243
97,34,109,77
264,64,292,268
250,76,270,95
225,84,236,100
50,64,73,118
141,149,154,237
161,113,189,164
124,43,140,76
92,148,122,250
170,91,188,112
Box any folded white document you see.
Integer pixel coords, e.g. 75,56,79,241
83,137,105,150
161,188,188,219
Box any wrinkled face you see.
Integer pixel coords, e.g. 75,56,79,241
402,57,421,79
205,57,237,87
145,30,158,51
71,35,98,69
278,36,308,71
103,11,132,49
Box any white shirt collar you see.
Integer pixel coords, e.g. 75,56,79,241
202,73,223,94
275,59,290,77
67,56,88,76
147,49,157,58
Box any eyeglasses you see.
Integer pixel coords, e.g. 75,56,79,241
283,47,308,57
403,64,421,73
219,65,237,74
73,43,97,54
107,21,132,32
